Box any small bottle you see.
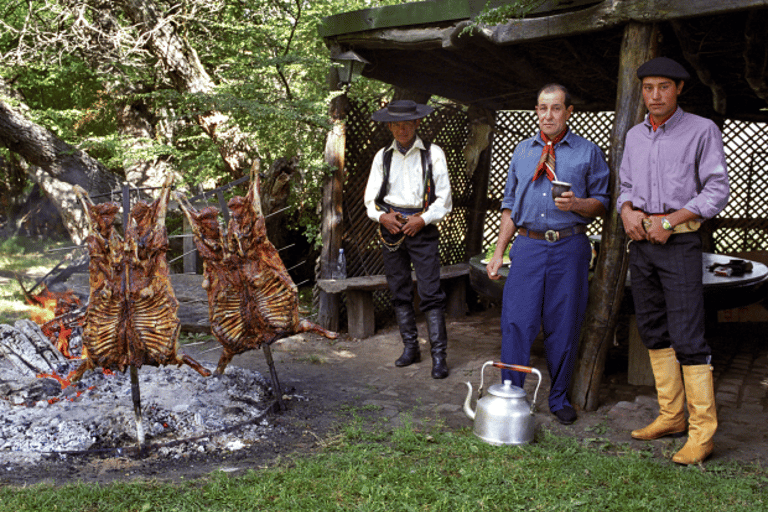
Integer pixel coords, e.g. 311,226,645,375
335,248,347,280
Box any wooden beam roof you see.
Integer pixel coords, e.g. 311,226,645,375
322,0,768,120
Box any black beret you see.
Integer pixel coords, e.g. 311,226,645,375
636,57,690,81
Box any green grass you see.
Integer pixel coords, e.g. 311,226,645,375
0,236,71,324
0,423,765,511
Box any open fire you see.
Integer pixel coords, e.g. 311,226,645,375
0,282,278,467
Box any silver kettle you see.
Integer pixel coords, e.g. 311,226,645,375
464,361,542,446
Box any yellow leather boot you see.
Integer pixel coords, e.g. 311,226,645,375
631,348,687,440
673,364,717,465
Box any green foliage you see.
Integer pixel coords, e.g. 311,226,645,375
1,0,393,246
471,0,563,27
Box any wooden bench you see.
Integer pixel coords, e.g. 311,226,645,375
317,263,470,339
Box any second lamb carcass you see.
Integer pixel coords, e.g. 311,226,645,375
72,178,211,381
177,169,337,375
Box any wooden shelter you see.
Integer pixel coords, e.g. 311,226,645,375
317,0,768,410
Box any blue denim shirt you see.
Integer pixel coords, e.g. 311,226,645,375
501,129,610,232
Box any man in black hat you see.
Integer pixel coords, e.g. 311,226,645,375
617,56,729,464
363,100,453,379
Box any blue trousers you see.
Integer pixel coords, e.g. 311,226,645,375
500,233,591,412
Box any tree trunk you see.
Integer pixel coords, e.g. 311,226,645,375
317,59,348,331
571,22,658,411
0,100,123,243
116,0,253,178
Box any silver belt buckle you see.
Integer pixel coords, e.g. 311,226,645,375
544,230,559,242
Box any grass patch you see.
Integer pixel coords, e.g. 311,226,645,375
0,424,765,511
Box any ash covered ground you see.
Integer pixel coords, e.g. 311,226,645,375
0,359,283,466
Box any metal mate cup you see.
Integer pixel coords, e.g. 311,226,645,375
551,180,572,200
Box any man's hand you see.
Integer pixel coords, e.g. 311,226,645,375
621,205,648,241
555,191,606,218
487,254,504,280
380,209,404,235
402,214,425,236
554,190,578,211
644,216,673,245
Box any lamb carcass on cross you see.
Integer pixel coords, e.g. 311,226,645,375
177,168,337,375
72,177,211,381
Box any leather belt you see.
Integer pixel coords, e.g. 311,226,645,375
518,225,587,243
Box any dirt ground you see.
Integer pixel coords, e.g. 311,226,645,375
1,306,766,486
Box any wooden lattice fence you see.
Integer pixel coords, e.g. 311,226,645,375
331,100,768,323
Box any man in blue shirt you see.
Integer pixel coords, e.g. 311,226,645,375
487,84,610,424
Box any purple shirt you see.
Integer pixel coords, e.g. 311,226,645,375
617,108,729,218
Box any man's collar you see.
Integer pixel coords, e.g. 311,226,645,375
644,106,684,131
389,136,425,154
534,127,571,146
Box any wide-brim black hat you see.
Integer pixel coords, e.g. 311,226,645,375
637,57,690,81
371,100,434,122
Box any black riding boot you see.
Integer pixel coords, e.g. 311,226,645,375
394,304,421,367
425,308,448,379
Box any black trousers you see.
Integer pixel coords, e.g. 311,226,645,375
381,223,445,313
628,232,711,365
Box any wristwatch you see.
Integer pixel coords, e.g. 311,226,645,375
661,218,673,231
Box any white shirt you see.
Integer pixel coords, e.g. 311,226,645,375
363,137,452,226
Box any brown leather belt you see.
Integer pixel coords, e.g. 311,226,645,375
518,225,587,243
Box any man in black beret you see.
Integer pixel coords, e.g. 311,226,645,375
618,57,729,464
363,100,453,379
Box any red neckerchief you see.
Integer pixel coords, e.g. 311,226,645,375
650,109,676,132
532,128,568,182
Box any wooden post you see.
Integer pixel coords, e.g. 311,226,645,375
571,22,658,411
465,109,495,260
182,215,198,274
317,60,349,331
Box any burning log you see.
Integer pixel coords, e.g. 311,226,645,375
71,177,211,382
177,165,338,376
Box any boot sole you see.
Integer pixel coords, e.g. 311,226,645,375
631,429,686,440
395,356,421,367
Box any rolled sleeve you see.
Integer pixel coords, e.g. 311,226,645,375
681,124,729,219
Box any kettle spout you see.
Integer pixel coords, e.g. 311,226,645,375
463,382,476,420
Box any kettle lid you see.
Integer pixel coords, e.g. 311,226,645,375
487,379,526,399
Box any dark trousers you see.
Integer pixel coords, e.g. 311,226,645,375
381,223,445,312
500,233,591,412
629,232,711,366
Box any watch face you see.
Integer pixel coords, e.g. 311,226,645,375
662,219,672,230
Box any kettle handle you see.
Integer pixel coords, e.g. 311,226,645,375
478,361,542,413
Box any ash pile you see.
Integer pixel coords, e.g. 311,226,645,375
0,319,279,466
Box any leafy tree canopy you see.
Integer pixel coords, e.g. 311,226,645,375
0,0,405,245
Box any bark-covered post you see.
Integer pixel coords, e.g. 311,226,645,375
572,22,658,411
317,60,349,331
465,108,495,260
